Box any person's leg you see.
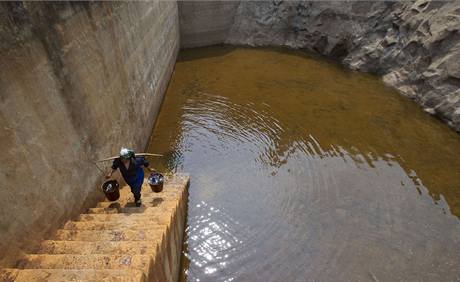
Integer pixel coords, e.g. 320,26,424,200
130,183,142,203
131,179,145,207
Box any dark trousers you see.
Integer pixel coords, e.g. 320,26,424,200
128,181,143,201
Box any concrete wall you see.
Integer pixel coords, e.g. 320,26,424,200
178,0,460,132
0,1,179,267
178,1,239,49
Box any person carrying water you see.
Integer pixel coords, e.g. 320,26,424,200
106,148,155,207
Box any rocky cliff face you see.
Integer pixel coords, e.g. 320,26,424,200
179,1,460,132
0,1,179,267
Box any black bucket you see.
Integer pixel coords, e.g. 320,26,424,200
147,172,164,193
101,180,120,201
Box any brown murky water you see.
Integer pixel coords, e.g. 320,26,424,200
147,47,460,281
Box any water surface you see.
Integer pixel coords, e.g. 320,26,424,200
147,47,460,281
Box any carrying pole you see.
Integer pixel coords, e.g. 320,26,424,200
96,152,163,163
93,161,106,174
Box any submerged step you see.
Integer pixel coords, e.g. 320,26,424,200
0,268,147,282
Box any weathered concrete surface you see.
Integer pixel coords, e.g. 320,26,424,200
0,1,179,268
178,0,460,131
178,1,239,49
0,174,189,282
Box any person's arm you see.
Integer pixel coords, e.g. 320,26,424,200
105,168,116,179
106,159,119,179
142,157,156,172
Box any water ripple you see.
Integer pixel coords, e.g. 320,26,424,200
148,47,460,281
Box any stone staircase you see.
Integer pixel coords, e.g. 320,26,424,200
1,174,189,282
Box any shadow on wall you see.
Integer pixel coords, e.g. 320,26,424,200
178,45,234,62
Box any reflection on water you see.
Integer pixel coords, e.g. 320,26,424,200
147,47,460,281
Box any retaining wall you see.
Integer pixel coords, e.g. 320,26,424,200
0,1,179,267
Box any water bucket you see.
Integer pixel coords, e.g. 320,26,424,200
101,180,120,201
147,172,164,193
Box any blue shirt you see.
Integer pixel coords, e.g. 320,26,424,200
111,157,149,185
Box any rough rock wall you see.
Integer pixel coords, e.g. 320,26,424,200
179,0,460,132
0,1,179,267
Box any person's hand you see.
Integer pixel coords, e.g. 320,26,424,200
149,168,156,173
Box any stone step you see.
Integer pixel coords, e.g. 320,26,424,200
108,185,183,198
66,215,165,227
121,191,181,199
17,254,153,273
91,204,177,213
107,190,183,198
63,218,170,230
37,240,158,255
95,183,183,206
87,205,178,216
94,197,180,210
98,205,176,214
0,174,189,281
141,187,183,194
0,268,147,282
81,206,178,221
86,207,120,214
53,228,165,241
110,185,183,194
